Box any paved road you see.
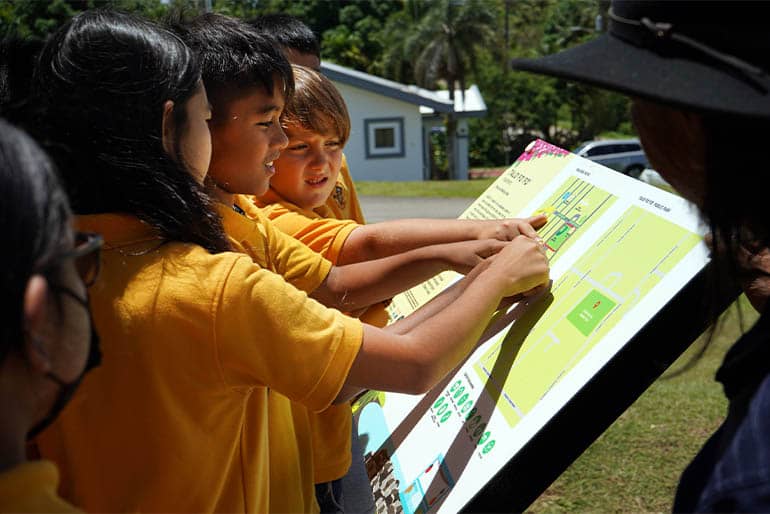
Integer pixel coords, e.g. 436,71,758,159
359,195,473,223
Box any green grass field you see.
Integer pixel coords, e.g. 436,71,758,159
356,178,496,198
356,175,674,198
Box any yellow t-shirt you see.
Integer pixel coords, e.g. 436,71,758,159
225,197,360,484
223,197,332,291
244,194,389,483
254,189,359,263
36,214,363,513
220,198,341,509
314,154,366,224
0,461,80,513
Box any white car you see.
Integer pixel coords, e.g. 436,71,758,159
574,138,650,178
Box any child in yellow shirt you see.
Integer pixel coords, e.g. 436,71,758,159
250,63,542,512
32,12,361,512
184,16,547,513
26,11,548,513
179,17,545,512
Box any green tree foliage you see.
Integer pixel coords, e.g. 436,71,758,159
379,0,496,178
0,0,81,39
407,0,494,93
470,53,562,166
0,0,171,40
320,1,400,71
469,0,563,166
370,0,427,82
538,0,630,146
2,0,634,169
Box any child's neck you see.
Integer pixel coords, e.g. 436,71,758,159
212,184,235,206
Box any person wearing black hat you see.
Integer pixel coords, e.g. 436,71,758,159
512,1,770,511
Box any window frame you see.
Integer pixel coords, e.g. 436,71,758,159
364,117,405,159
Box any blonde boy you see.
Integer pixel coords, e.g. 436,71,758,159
250,13,367,225
254,64,547,511
256,65,545,273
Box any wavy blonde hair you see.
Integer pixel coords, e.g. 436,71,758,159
282,64,350,145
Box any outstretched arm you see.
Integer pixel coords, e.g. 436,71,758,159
385,263,547,336
310,238,507,312
336,215,547,265
335,235,550,400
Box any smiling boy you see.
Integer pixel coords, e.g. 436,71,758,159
207,86,286,197
177,13,547,513
179,15,526,315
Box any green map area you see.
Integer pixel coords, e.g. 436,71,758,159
534,177,615,263
473,205,702,427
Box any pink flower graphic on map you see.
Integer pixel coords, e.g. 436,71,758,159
516,139,570,162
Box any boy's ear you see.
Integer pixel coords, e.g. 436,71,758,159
22,275,53,374
161,100,176,157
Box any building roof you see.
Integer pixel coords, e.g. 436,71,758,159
321,61,455,113
420,84,488,118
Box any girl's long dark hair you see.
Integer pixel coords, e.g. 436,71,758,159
29,10,229,253
0,119,72,362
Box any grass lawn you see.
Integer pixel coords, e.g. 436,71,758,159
528,298,757,512
356,176,673,198
356,178,496,198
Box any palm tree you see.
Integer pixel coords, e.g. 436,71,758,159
374,0,427,84
403,0,496,179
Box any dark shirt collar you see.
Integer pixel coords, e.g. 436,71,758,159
716,307,770,401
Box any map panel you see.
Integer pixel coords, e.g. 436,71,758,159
359,140,708,514
473,205,702,426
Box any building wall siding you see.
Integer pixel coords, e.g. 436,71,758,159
333,81,424,181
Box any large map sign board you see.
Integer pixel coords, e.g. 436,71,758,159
356,140,713,513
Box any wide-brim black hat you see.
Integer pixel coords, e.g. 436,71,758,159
512,1,770,118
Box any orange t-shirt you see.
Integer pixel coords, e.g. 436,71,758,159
254,190,358,262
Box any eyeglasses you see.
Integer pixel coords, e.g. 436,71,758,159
57,232,103,288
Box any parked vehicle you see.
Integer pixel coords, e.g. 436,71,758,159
573,138,649,178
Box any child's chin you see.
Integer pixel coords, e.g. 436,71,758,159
254,183,271,197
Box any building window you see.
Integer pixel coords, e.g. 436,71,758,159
374,127,395,148
364,117,404,158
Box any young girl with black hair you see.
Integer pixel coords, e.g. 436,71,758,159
0,119,101,512
28,9,549,512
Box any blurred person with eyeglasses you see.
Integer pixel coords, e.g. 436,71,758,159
0,118,101,512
